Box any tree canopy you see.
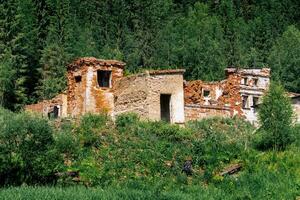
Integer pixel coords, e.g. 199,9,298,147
0,0,300,109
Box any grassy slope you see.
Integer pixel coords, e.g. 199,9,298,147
0,115,299,199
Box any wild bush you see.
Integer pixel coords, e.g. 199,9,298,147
76,113,110,148
0,109,62,185
292,124,300,147
257,82,294,151
115,112,139,132
187,117,254,181
136,121,193,142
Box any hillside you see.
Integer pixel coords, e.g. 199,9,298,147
0,110,299,199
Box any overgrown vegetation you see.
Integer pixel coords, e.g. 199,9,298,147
256,82,295,151
1,0,300,110
0,110,299,199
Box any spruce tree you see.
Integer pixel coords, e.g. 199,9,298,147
153,3,226,81
268,26,300,93
37,0,72,99
0,51,16,109
0,0,29,110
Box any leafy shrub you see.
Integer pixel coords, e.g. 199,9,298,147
257,82,294,150
55,132,80,159
76,113,110,147
292,124,300,147
0,109,62,185
115,112,139,132
187,117,253,181
136,121,193,142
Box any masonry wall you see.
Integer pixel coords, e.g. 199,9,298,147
113,75,149,119
25,93,68,118
185,104,231,121
147,72,185,124
114,71,185,124
184,73,242,121
67,62,123,117
238,69,270,124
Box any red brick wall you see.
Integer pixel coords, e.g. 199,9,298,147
185,104,231,121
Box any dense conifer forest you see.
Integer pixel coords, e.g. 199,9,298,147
0,0,300,110
0,1,300,199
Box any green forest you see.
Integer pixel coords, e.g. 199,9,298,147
0,1,300,199
1,0,300,111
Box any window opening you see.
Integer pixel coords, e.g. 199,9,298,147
75,75,82,83
203,90,210,97
242,95,249,109
97,70,112,88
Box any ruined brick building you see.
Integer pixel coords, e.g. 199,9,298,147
184,68,271,124
26,57,185,124
26,57,300,124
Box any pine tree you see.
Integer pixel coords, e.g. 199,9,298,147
0,0,29,110
38,43,68,99
268,26,300,93
36,0,73,99
0,51,16,109
153,3,226,81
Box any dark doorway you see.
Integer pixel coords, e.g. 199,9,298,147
97,70,112,88
48,106,59,119
160,94,171,122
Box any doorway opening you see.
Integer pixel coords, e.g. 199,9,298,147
48,106,59,119
160,94,171,122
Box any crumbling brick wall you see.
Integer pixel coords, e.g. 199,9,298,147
25,93,68,118
184,72,242,121
67,57,125,117
26,57,125,118
185,104,231,121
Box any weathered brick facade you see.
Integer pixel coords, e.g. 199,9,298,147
25,58,185,124
184,68,271,124
28,58,296,124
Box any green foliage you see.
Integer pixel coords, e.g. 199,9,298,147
187,117,254,181
76,113,110,148
0,112,299,199
37,43,69,99
0,51,16,109
257,82,295,150
115,112,139,132
1,0,300,108
268,25,300,93
0,108,62,185
154,3,226,81
0,149,299,200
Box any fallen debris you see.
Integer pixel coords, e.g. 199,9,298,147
220,164,242,176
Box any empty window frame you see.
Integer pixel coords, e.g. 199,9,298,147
241,77,248,85
97,70,112,88
48,106,59,119
75,75,82,83
242,95,249,109
203,90,211,97
253,78,259,86
253,96,259,107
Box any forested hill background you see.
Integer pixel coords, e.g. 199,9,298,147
0,0,300,110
